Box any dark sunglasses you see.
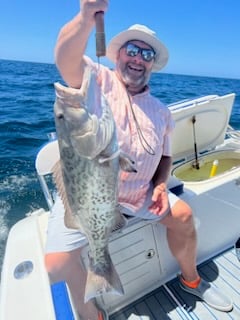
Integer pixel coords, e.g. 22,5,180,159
123,42,156,62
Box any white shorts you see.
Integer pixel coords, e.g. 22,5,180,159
45,188,179,253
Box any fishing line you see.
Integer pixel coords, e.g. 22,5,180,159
126,91,155,155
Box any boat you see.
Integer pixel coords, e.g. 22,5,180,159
1,93,240,319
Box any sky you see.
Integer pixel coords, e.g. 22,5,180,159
0,0,240,79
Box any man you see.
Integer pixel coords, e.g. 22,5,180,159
45,0,232,319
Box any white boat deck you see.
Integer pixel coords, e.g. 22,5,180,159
110,247,240,320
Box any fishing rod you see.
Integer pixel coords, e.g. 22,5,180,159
192,115,200,170
235,237,240,262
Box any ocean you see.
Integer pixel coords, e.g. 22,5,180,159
0,59,240,271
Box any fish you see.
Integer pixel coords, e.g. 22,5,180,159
53,66,136,303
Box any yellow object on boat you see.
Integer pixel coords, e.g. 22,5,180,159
209,160,219,178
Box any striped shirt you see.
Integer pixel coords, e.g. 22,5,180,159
87,57,175,211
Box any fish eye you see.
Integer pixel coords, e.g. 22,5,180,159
57,114,64,120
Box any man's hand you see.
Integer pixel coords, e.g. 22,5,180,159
148,183,169,216
80,0,108,25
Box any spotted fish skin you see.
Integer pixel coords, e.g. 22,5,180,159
53,66,136,302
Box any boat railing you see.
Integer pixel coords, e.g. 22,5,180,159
226,125,240,142
168,95,218,111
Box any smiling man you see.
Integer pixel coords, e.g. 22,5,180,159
45,0,233,319
114,40,159,94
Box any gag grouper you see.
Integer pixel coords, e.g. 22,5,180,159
53,66,136,302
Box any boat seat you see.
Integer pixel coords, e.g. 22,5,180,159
35,139,60,210
168,175,184,196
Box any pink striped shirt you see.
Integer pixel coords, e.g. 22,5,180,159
87,57,174,211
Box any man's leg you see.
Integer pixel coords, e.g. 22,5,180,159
160,199,199,281
45,195,105,319
160,198,233,312
45,249,100,319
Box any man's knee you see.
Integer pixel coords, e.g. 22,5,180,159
45,252,69,275
161,199,193,227
175,200,193,223
45,248,82,275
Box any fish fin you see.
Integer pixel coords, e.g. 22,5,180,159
112,209,128,232
84,255,124,303
119,151,137,173
52,160,80,229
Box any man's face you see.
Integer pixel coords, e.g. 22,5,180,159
115,40,155,94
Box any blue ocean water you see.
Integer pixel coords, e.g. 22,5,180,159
0,59,240,269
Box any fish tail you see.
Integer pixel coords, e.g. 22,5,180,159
84,258,124,303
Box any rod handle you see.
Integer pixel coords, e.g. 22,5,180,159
95,11,106,57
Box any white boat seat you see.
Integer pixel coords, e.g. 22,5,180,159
35,139,60,176
35,139,60,210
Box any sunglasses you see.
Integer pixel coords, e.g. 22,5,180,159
123,43,156,62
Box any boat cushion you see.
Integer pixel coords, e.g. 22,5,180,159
51,281,74,319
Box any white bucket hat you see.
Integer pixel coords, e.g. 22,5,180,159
106,24,169,72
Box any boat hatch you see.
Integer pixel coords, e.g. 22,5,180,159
170,93,235,163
